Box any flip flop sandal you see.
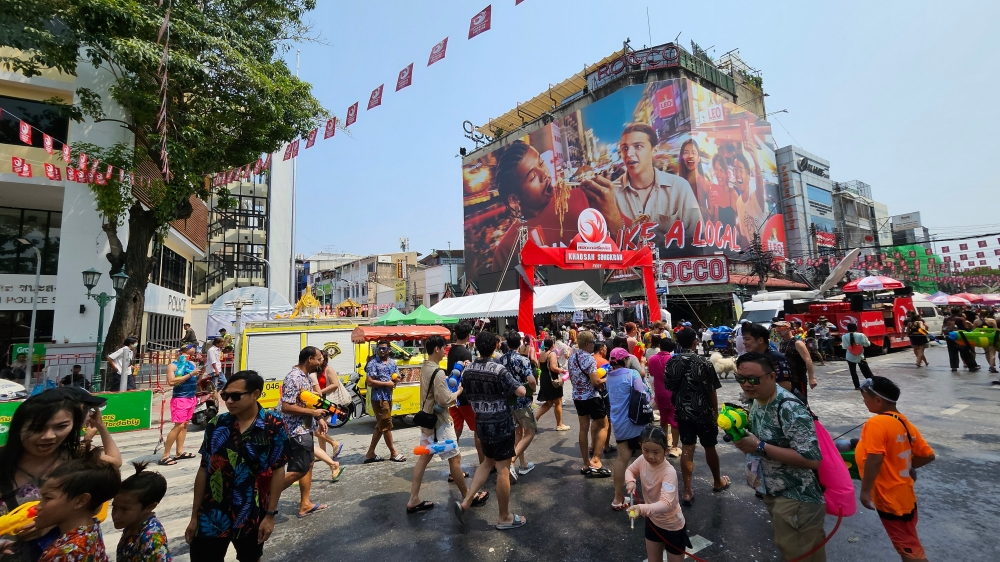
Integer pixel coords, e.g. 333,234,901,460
332,443,344,459
681,494,695,507
363,455,384,464
331,467,345,483
471,491,490,507
390,454,406,462
297,503,328,518
713,476,732,493
452,501,467,526
495,514,527,530
448,471,470,483
157,457,177,466
406,500,434,514
611,502,628,511
175,452,196,460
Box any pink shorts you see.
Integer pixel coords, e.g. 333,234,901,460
656,391,677,428
170,396,197,424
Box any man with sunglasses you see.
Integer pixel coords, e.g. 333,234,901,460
364,339,405,463
187,370,289,562
732,352,826,562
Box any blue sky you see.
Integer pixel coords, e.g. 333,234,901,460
289,0,1000,258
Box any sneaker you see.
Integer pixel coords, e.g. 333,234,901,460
518,462,535,475
509,464,519,484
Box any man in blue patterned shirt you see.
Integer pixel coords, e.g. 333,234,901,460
279,346,329,517
497,331,537,483
187,370,288,562
364,339,405,463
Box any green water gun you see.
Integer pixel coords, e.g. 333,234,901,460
718,403,749,443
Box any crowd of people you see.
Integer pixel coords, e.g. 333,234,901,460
0,315,941,562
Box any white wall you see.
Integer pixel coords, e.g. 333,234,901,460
268,151,293,302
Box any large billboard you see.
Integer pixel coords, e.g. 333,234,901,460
462,78,783,282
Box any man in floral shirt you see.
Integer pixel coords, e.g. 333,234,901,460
279,347,328,517
187,371,289,562
567,331,610,477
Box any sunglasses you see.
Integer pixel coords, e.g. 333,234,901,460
220,391,251,402
734,374,764,385
377,346,390,352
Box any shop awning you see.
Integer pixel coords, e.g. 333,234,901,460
350,325,451,343
372,308,407,325
428,281,609,319
398,305,458,325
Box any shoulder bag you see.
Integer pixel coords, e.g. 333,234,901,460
545,352,564,387
626,369,654,426
328,376,352,406
412,369,441,430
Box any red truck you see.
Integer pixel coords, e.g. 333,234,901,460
785,294,916,355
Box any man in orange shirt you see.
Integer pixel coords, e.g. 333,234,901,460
856,376,936,562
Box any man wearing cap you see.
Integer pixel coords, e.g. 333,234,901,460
160,344,203,465
857,376,935,562
364,339,404,463
815,317,833,363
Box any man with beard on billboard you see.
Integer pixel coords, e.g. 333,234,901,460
580,123,702,251
492,140,590,269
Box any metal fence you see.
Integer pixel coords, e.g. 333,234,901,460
35,350,236,392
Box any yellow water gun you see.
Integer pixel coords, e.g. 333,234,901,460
0,502,38,537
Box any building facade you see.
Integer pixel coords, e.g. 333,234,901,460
775,146,837,260
410,250,464,308
310,252,418,316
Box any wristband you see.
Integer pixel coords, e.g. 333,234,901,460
757,440,767,457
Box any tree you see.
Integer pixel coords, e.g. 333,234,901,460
2,0,327,368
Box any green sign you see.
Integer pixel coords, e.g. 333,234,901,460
0,390,152,446
10,343,46,362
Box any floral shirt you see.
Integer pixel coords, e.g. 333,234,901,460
116,515,171,562
279,367,314,437
40,520,107,562
196,407,289,539
365,357,398,403
748,387,824,503
497,351,534,410
567,350,598,401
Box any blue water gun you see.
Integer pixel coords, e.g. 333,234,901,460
447,363,464,392
413,439,458,456
174,357,194,376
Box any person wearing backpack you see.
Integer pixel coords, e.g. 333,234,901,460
733,352,827,562
856,376,935,562
606,347,652,511
842,323,874,390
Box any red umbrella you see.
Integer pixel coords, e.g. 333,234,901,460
842,275,905,293
953,293,984,304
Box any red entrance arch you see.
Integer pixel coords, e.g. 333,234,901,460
517,238,662,338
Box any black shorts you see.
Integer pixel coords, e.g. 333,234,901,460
574,396,609,419
190,532,264,562
677,418,718,447
286,433,314,474
480,434,516,461
644,521,693,555
616,435,641,452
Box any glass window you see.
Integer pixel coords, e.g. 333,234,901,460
0,208,21,274
0,207,60,275
809,215,836,233
806,184,833,206
0,95,71,149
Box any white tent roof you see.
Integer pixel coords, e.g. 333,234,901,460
428,281,609,319
208,286,294,314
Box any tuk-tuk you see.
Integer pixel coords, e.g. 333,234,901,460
349,325,450,419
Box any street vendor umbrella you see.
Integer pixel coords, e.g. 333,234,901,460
373,308,407,325
953,292,984,304
978,294,1000,305
399,305,458,325
842,275,905,292
929,294,971,306
929,291,949,299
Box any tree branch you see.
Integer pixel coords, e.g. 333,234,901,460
94,118,137,134
102,221,127,273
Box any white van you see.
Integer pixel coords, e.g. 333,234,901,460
911,297,943,335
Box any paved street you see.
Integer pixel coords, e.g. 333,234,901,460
101,344,1000,561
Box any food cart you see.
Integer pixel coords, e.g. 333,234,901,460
350,325,451,419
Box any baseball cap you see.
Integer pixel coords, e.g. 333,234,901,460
682,322,692,327
40,386,107,408
772,321,792,329
609,347,631,362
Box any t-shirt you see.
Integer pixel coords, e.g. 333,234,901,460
567,349,598,401
663,349,720,423
605,368,648,441
279,367,314,437
748,387,824,503
205,346,222,376
447,343,473,406
116,514,171,562
497,351,534,410
365,357,398,403
625,456,684,532
107,346,133,376
842,332,871,363
855,412,934,516
646,350,672,409
419,360,456,432
461,359,521,442
759,349,793,387
41,520,108,562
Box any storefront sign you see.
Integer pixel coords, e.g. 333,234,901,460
144,283,188,317
816,231,837,248
0,390,152,445
586,43,680,91
10,343,46,362
658,256,729,286
0,275,58,310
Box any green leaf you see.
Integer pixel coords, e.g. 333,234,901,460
227,448,238,467
210,469,224,502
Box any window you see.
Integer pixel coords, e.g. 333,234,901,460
149,242,189,294
0,95,70,149
806,184,833,206
0,207,61,275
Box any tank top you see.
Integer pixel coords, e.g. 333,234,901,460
778,339,808,401
171,359,198,398
539,351,553,381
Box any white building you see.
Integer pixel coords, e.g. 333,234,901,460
310,252,418,316
410,249,465,308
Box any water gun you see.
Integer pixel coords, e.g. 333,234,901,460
0,501,38,537
391,373,400,382
625,493,637,530
447,363,464,392
596,364,609,379
413,439,458,456
717,403,749,443
173,358,195,377
299,390,348,421
947,328,1000,348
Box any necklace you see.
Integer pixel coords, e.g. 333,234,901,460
17,455,61,485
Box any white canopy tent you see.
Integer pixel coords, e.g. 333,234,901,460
207,286,294,337
428,281,610,319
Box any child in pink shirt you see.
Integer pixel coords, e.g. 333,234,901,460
625,426,692,562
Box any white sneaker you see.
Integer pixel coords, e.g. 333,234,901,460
509,463,519,484
518,462,535,475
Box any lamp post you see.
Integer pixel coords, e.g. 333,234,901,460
83,268,129,391
16,238,41,394
246,255,271,320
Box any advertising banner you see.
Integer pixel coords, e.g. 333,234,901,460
462,78,782,283
0,390,151,446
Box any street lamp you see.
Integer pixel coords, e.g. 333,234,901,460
16,238,41,394
83,267,129,390
246,255,271,320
